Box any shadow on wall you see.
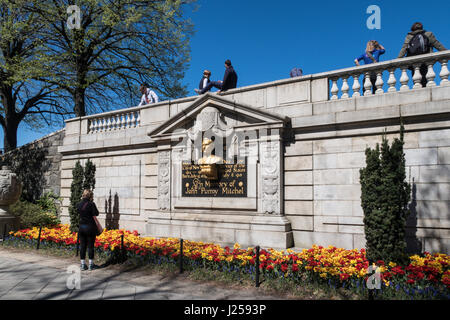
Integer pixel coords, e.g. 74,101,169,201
105,190,120,230
408,173,450,254
0,145,49,202
406,179,422,254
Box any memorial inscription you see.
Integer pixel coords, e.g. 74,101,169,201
182,161,247,197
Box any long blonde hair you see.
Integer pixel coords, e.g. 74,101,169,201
365,40,379,62
82,189,93,200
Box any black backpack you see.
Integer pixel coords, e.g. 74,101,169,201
407,31,430,56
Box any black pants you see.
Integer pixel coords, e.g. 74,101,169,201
79,224,97,260
409,64,428,88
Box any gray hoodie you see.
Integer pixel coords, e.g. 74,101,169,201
397,29,446,58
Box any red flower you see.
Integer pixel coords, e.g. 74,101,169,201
292,264,299,272
266,265,274,271
281,264,288,273
340,273,350,281
407,279,415,285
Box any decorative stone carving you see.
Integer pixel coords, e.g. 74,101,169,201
0,166,22,235
157,151,171,210
0,166,22,209
260,140,281,215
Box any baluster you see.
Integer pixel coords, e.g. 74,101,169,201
111,115,116,130
136,111,141,127
387,69,397,92
116,114,121,129
130,112,136,128
106,116,112,131
92,118,97,133
100,118,106,132
363,72,372,96
375,71,384,94
89,120,94,133
330,78,339,100
425,61,436,87
352,74,361,97
400,67,410,91
412,64,423,89
440,59,449,86
341,77,349,99
120,114,126,129
126,113,131,128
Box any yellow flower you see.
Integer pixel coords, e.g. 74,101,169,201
320,272,327,279
388,262,397,268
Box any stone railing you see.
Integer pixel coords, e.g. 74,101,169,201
88,109,141,134
324,51,450,100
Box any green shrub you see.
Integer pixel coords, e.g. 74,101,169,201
10,200,60,229
36,191,61,215
360,124,411,264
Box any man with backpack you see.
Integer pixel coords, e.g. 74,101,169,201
397,22,447,87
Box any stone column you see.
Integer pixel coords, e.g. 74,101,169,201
0,166,22,237
259,132,283,215
157,150,171,211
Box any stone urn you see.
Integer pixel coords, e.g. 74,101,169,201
0,166,22,236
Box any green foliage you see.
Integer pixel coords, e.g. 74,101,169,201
68,159,96,232
36,191,61,215
0,145,48,202
9,194,60,229
33,0,195,117
360,124,411,264
69,161,84,233
83,159,96,191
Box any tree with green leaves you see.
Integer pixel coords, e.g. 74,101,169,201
360,124,411,264
69,160,84,232
68,159,97,232
83,158,96,190
0,0,69,152
28,0,195,117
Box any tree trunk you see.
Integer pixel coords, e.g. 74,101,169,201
2,118,19,153
74,86,86,117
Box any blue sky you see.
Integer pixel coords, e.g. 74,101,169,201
5,0,450,150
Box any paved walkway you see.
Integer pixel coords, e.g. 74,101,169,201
0,248,286,300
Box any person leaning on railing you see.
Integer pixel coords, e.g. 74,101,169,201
397,22,447,88
354,40,386,94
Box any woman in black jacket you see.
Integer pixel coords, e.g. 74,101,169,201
78,189,100,270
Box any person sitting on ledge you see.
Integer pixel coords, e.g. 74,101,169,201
138,83,159,106
354,40,385,94
195,59,238,95
198,70,211,92
397,22,447,88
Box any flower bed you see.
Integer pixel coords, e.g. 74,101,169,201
5,224,450,299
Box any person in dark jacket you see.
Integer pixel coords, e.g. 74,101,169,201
398,22,447,87
78,189,100,271
195,60,238,94
198,70,211,91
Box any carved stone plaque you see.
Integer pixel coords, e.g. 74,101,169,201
182,160,247,197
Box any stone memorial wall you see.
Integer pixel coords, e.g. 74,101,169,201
54,51,450,252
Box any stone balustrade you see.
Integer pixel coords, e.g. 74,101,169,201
88,109,141,133
326,51,450,100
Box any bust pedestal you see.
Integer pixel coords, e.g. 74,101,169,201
0,166,22,239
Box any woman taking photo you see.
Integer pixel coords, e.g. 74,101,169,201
354,40,386,94
78,189,100,271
